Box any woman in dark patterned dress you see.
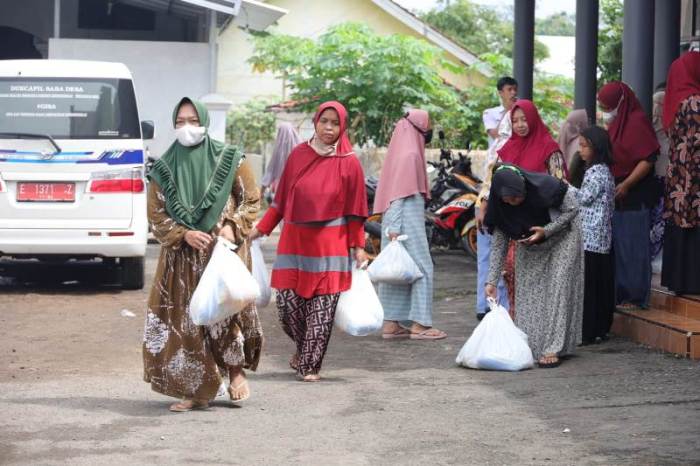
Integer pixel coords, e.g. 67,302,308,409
661,51,700,294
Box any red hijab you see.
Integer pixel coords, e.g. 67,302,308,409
271,101,367,223
597,82,659,178
497,99,562,174
662,51,700,130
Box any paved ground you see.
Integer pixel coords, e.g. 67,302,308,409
1,240,700,465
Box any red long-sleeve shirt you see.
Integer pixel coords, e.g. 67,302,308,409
257,207,365,298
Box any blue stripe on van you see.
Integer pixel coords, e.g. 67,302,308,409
0,149,143,165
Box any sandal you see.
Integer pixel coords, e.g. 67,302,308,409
228,379,250,402
297,373,321,383
382,327,411,339
169,399,209,412
410,328,447,340
537,355,561,369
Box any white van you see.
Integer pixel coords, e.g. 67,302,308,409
0,60,153,289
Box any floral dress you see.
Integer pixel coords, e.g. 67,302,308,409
143,159,263,401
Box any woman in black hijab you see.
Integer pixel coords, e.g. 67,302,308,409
484,165,584,368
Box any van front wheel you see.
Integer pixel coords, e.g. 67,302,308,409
120,257,145,290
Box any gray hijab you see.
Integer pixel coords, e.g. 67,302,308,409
262,123,303,188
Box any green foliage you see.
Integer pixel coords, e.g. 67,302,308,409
421,0,549,63
598,0,623,86
536,12,576,36
248,21,573,151
449,53,574,149
226,98,277,154
249,22,465,147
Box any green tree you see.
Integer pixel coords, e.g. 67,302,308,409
421,0,550,63
249,22,465,147
226,97,277,154
598,0,623,86
453,53,574,149
536,12,576,36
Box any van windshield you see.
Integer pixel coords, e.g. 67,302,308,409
0,78,140,139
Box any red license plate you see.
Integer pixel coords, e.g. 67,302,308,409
17,182,76,202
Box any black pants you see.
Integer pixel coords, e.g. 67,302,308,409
583,251,615,342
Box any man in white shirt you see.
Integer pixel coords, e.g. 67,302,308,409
475,76,517,320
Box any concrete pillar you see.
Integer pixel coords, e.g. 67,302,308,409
513,0,535,100
575,0,599,122
54,0,61,38
653,0,681,89
200,93,233,142
208,10,218,93
622,0,655,115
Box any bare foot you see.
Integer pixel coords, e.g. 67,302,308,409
228,367,250,402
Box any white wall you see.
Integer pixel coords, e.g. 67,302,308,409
49,38,211,158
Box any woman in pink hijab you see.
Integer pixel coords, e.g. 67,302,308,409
373,109,446,340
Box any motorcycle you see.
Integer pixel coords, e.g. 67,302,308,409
424,144,481,259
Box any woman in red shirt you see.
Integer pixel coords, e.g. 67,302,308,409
249,101,368,382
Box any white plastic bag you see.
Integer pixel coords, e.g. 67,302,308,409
456,298,534,371
335,268,384,336
189,237,260,326
251,238,271,308
367,235,424,284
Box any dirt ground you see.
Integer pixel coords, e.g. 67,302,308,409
1,240,700,465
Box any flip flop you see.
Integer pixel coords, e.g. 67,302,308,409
297,373,321,383
538,357,561,369
382,327,411,339
228,380,250,402
169,400,209,412
410,328,447,340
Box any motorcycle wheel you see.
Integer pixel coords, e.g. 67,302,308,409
460,223,478,259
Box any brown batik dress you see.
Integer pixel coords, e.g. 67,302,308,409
143,159,263,401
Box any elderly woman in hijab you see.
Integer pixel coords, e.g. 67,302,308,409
261,122,302,199
661,51,700,295
485,165,583,368
144,97,263,412
249,101,368,382
598,82,660,309
374,109,446,341
494,99,568,316
558,109,589,188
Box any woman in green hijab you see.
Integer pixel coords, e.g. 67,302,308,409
144,97,263,412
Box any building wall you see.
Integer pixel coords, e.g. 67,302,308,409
1,0,199,58
50,38,211,158
216,0,482,106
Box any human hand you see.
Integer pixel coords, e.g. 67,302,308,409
248,227,263,242
388,232,399,241
353,248,369,268
476,201,488,233
485,284,497,299
184,230,214,251
615,183,629,201
520,226,545,245
218,224,236,242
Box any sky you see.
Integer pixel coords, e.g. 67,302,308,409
395,0,577,18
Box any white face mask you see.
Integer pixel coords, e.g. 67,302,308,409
175,124,206,147
601,107,618,125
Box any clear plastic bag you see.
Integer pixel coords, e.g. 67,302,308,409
456,298,534,371
251,238,272,308
189,237,260,326
335,268,384,336
367,235,424,284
